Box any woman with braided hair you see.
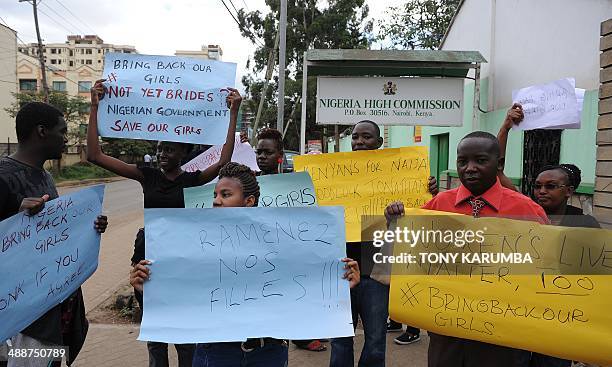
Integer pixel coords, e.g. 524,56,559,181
526,165,600,367
533,164,600,228
131,162,361,367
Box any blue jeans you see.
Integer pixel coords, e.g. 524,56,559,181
192,342,288,367
330,276,389,367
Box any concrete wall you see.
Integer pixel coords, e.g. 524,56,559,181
0,24,17,148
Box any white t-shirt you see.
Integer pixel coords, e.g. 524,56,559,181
144,154,152,163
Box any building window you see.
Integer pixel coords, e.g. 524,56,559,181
50,59,57,64
78,81,92,92
51,48,57,54
57,49,62,54
69,50,73,56
52,81,66,92
81,49,85,54
86,59,92,65
69,61,74,67
98,49,101,54
81,60,84,64
85,49,92,55
19,79,37,91
57,59,62,64
98,60,101,63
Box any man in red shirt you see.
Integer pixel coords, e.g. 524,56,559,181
385,131,548,367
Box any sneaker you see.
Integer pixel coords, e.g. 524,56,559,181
394,331,421,345
387,320,402,332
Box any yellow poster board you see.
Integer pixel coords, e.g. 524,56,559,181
388,209,612,365
293,147,431,242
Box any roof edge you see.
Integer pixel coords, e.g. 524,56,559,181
439,0,466,50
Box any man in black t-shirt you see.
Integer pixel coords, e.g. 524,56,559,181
0,102,108,367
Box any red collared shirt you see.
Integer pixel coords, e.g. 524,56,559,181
422,178,549,224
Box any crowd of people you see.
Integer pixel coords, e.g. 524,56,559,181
0,80,600,367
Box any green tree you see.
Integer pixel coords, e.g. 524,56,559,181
237,0,373,150
378,0,461,50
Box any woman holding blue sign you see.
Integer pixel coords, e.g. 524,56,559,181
130,162,361,367
88,79,242,367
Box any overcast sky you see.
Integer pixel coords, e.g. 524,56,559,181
1,0,404,89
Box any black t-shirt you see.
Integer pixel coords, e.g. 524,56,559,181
132,167,203,265
139,167,202,209
0,157,58,220
0,157,87,358
346,241,378,276
558,205,601,228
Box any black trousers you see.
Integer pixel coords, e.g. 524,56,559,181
428,333,531,367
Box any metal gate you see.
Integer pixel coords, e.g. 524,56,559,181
521,129,562,198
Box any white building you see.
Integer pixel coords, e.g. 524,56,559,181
175,44,223,60
0,24,17,152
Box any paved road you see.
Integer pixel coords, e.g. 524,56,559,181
60,179,144,311
60,179,428,366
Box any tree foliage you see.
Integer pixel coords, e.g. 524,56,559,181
237,0,373,150
378,0,461,50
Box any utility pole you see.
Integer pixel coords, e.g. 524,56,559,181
276,0,287,132
250,32,280,146
20,0,49,102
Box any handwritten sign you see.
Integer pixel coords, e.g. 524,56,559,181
294,147,431,242
512,78,579,130
98,53,237,144
139,206,353,343
182,133,259,177
388,209,612,365
184,172,318,209
0,186,105,341
544,88,584,130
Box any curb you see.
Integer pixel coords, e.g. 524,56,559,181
56,176,126,187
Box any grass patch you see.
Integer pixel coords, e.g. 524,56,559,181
53,162,116,182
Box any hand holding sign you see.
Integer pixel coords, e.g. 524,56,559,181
223,87,242,112
18,194,50,216
131,259,152,293
511,78,579,130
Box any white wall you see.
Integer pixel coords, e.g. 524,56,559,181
0,25,17,144
443,0,612,110
441,0,493,79
491,0,612,109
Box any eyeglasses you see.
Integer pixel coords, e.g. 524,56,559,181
533,184,567,190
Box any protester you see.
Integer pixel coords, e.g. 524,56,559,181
87,79,242,367
255,128,284,176
252,128,328,351
0,102,108,367
528,166,600,367
484,104,599,367
330,119,389,367
130,162,361,367
385,131,549,367
144,153,152,167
